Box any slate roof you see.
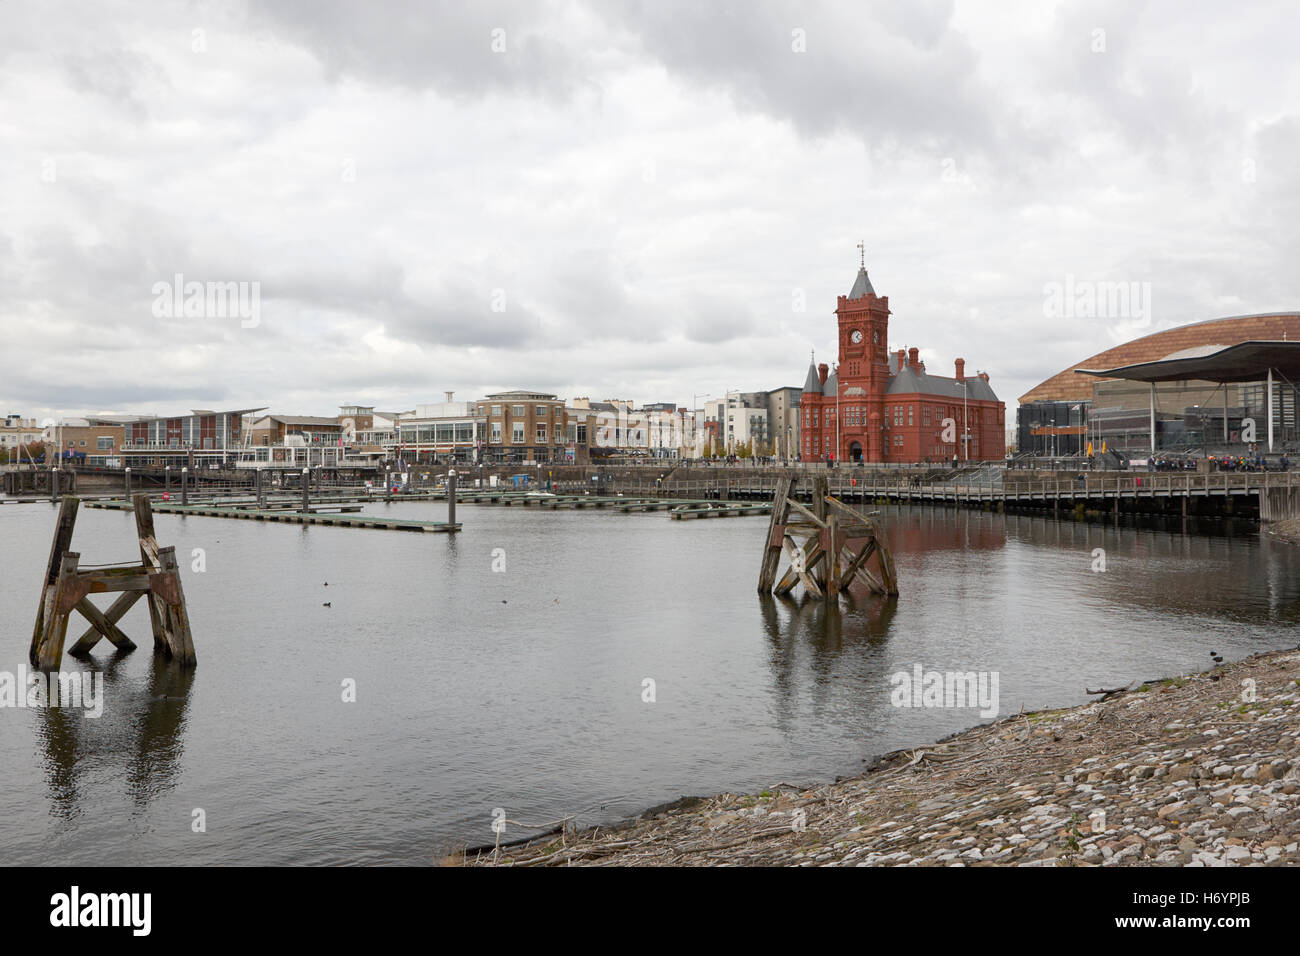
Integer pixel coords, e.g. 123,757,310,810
887,365,999,401
802,362,821,394
848,267,875,300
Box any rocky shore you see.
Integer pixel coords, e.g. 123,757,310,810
1263,517,1300,546
471,646,1300,866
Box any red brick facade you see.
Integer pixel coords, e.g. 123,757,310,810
801,266,1006,463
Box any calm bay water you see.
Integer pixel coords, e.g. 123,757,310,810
2,497,1299,864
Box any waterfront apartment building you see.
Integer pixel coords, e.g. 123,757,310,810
118,408,265,468
475,390,569,463
565,398,608,462
705,392,769,455
0,415,43,462
52,419,127,466
392,396,486,464
245,415,344,448
766,387,802,460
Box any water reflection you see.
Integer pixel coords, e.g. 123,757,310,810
36,654,195,818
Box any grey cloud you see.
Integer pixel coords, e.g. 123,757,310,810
587,0,998,153
249,0,582,99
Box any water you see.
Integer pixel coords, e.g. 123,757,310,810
1,497,1298,864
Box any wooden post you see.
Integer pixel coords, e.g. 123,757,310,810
135,494,168,651
33,551,86,669
50,467,59,503
301,467,310,513
181,467,189,505
124,467,132,498
153,546,196,666
31,496,80,666
757,477,793,592
824,514,840,602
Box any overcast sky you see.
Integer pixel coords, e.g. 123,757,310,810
4,0,1299,421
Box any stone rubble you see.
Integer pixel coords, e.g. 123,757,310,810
473,647,1300,867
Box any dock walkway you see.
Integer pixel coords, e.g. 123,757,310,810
83,500,460,533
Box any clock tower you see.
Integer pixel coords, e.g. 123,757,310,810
834,246,890,459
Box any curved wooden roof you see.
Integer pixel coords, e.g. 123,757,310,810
1018,313,1300,404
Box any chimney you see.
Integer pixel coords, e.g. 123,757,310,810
907,347,919,368
818,363,829,385
955,358,965,383
896,348,905,368
979,371,989,381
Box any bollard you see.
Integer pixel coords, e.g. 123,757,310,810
301,467,310,513
125,467,132,498
181,467,188,506
448,468,457,527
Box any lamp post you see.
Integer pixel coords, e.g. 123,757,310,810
836,365,841,465
962,380,969,462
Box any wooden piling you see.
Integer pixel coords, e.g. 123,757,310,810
760,479,897,601
30,494,197,669
757,477,793,592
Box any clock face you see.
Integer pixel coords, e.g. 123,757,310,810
850,329,863,344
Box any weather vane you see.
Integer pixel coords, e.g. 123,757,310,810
857,240,865,269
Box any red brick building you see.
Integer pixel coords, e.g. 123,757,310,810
801,262,1005,463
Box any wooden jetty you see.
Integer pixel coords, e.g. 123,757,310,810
84,499,461,532
758,477,898,601
31,495,196,670
670,501,772,519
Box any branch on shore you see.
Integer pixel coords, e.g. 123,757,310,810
1085,685,1130,701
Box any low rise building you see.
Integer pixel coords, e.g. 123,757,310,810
0,414,43,462
393,394,486,464
118,408,265,468
475,390,568,463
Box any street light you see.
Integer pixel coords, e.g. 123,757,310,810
962,380,969,462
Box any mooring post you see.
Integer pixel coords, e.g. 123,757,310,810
448,468,457,527
165,465,171,494
255,468,265,509
124,466,132,499
385,466,392,502
181,467,189,505
301,467,310,513
31,496,80,666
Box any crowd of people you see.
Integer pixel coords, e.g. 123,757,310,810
1145,455,1199,471
1205,452,1289,472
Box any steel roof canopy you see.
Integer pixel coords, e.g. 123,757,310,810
1076,341,1300,384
